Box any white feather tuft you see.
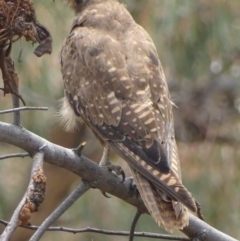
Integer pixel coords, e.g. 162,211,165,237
58,97,82,132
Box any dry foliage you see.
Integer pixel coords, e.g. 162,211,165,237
0,0,52,99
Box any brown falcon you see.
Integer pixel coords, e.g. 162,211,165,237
60,0,200,231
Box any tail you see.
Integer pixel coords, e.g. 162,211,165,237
130,167,189,232
110,137,201,230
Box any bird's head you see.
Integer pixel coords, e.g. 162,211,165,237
64,0,88,12
64,0,115,12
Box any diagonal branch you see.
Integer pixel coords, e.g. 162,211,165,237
0,121,238,241
29,182,90,241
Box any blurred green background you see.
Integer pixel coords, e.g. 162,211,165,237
0,0,240,240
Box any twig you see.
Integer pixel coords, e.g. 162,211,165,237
0,152,29,160
11,91,26,106
0,220,190,241
0,106,48,114
29,182,90,241
0,151,45,241
129,210,142,241
72,141,87,156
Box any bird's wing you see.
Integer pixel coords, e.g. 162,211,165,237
62,25,173,171
61,24,197,223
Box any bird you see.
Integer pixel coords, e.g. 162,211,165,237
60,0,201,232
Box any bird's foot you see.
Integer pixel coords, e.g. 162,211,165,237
100,162,125,183
99,163,125,198
99,145,125,198
99,145,125,182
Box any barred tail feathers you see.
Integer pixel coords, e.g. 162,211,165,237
130,167,189,232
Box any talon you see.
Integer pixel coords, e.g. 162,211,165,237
112,165,125,182
127,177,139,197
102,163,125,182
101,190,111,198
99,146,125,181
120,169,125,182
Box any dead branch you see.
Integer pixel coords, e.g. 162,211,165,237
0,150,46,241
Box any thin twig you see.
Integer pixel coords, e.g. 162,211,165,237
0,220,190,241
0,106,48,114
11,91,26,106
0,151,45,241
72,141,87,156
29,182,90,241
0,152,29,160
129,210,142,241
8,52,21,124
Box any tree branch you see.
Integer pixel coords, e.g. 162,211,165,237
0,121,238,241
0,107,48,114
0,220,190,241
